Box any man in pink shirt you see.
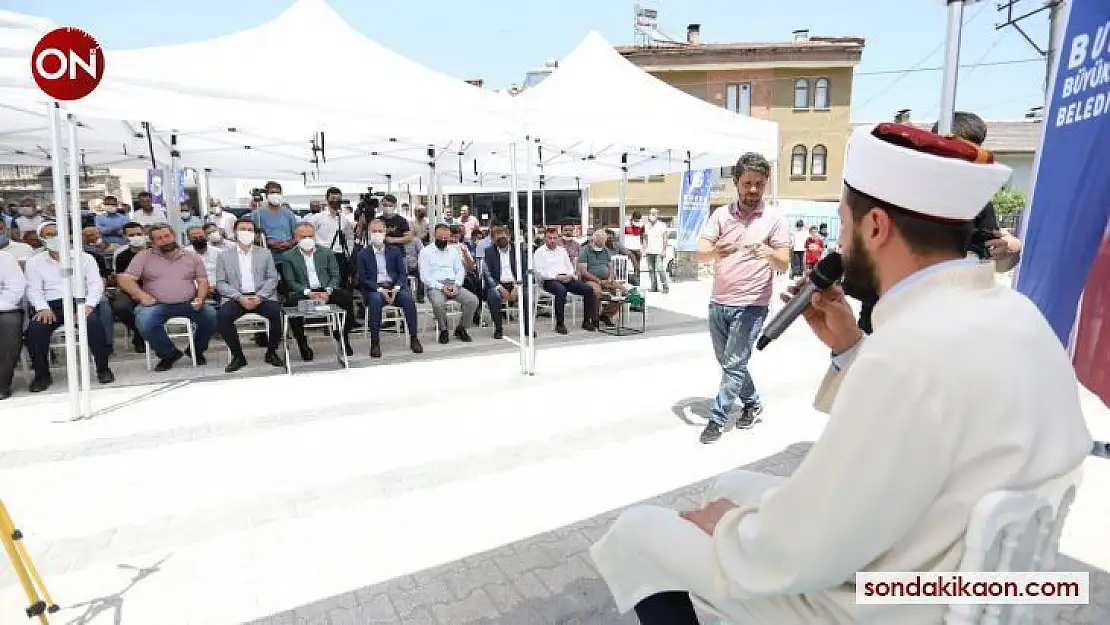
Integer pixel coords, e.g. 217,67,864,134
695,153,790,443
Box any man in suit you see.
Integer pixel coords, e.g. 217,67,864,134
214,218,285,372
283,222,356,357
482,226,531,339
358,218,424,358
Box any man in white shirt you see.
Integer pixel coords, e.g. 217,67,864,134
0,219,33,265
13,197,45,235
790,219,809,278
533,227,597,333
214,218,285,373
196,223,230,280
589,124,1092,625
24,222,116,392
130,191,169,227
642,208,669,294
0,249,25,399
205,199,236,240
419,224,479,344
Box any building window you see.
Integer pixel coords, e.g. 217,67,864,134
725,83,752,116
813,78,830,109
811,144,828,176
793,79,810,110
791,145,808,176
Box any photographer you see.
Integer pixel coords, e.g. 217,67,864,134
306,187,355,288
857,112,1023,334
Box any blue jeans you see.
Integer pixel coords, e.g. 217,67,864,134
97,298,113,350
135,302,217,360
708,303,768,425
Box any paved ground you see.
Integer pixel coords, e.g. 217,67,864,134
0,278,1106,625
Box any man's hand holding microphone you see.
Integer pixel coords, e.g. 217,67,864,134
782,273,863,356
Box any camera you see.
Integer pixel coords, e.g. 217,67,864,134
250,187,265,203
967,228,999,260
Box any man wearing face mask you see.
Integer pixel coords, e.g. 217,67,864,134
111,222,151,353
187,225,220,278
535,227,597,333
307,187,355,289
178,203,203,245
214,219,286,372
578,229,630,328
481,226,532,339
0,245,24,399
14,197,44,234
379,194,413,252
642,208,670,294
250,181,300,290
0,219,32,264
94,195,129,247
410,206,430,245
24,222,116,391
283,222,356,357
206,199,236,240
357,219,424,357
130,191,168,227
419,224,479,344
118,223,217,371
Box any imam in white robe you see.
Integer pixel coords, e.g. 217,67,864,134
590,261,1092,625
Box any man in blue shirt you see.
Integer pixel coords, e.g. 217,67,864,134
419,224,479,344
94,195,129,248
251,181,299,300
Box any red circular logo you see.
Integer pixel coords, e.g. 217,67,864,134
31,27,104,101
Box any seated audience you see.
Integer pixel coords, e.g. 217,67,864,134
283,222,357,357
534,227,597,332
561,226,581,264
578,229,627,327
117,223,217,371
357,219,423,357
403,234,424,303
0,248,25,399
14,197,45,234
82,226,112,279
481,227,531,339
215,219,285,372
0,218,32,264
206,199,236,240
21,229,43,255
449,224,483,326
419,224,479,344
94,195,128,247
111,221,150,353
81,225,116,355
130,191,168,226
24,222,115,391
195,223,230,279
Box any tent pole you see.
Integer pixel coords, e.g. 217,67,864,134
937,0,967,135
47,103,81,421
199,167,212,217
66,114,93,418
618,153,629,229
525,138,536,375
509,142,527,374
167,135,182,244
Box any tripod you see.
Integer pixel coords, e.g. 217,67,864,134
0,500,58,624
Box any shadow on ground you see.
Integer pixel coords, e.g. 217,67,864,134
64,555,170,625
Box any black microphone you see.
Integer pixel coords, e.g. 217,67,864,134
756,252,844,351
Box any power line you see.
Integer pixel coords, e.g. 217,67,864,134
857,57,1043,77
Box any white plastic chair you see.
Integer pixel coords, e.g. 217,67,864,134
945,468,1083,625
144,317,198,371
364,304,407,339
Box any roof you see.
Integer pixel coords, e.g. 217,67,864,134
615,36,865,64
851,119,1042,154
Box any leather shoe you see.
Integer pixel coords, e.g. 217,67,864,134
582,320,597,332
438,330,449,344
225,354,248,373
0,389,12,400
493,328,504,340
454,327,473,343
264,350,285,368
370,340,382,358
297,341,314,362
155,350,183,372
410,337,424,354
184,348,206,366
555,325,568,335
96,369,115,384
29,376,52,393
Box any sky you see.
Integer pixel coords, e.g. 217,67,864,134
1,0,1053,123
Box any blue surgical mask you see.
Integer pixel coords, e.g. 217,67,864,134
44,236,60,253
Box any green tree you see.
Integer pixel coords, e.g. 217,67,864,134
992,187,1028,217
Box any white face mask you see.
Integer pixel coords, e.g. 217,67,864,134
382,204,396,216
104,205,118,214
298,237,316,251
206,232,223,244
370,232,386,247
267,193,282,206
128,235,146,248
180,211,192,219
236,230,255,245
210,206,221,214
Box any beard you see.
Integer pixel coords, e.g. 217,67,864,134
841,230,881,306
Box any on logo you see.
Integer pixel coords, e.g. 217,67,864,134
31,27,104,101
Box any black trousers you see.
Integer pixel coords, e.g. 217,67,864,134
218,299,283,357
111,290,143,345
791,250,806,277
287,289,356,339
542,279,596,326
0,310,23,393
26,299,111,376
634,592,699,624
334,253,352,290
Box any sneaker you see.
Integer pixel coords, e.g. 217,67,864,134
699,422,724,444
735,404,764,429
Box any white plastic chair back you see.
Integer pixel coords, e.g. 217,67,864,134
611,254,631,284
945,468,1083,625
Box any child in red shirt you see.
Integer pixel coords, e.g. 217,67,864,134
804,226,825,270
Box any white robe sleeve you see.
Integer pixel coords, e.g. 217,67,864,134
710,349,953,598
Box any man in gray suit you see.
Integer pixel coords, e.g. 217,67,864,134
215,218,285,372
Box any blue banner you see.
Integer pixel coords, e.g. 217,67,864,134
1015,0,1110,405
675,169,714,252
146,168,164,209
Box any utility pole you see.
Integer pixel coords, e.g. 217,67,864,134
1045,0,1066,98
938,0,982,135
997,0,1065,96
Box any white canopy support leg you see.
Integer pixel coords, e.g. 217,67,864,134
619,153,629,229
47,103,80,421
937,0,969,135
199,167,212,217
66,114,93,418
509,142,527,374
427,149,438,224
525,138,537,376
167,135,182,244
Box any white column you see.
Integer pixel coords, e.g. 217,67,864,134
525,138,536,375
580,181,589,234
509,142,527,373
66,114,92,417
47,103,80,421
937,0,973,135
618,153,629,229
199,167,212,217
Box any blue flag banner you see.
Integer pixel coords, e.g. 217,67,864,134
1015,0,1110,405
146,168,164,209
674,169,714,252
